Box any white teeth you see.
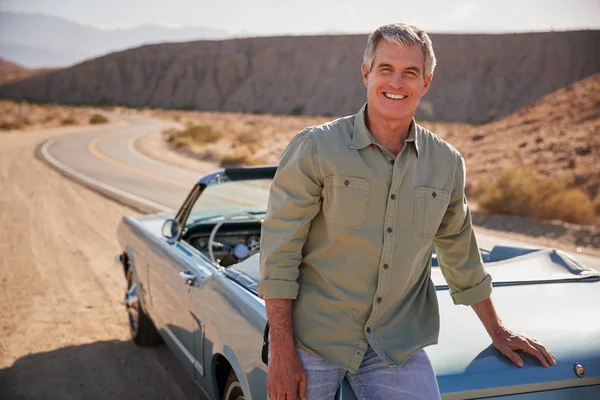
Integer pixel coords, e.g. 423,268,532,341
385,93,406,99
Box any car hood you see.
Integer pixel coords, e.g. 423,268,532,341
430,279,600,398
229,249,600,397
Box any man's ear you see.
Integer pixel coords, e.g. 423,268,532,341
421,74,433,96
361,63,370,88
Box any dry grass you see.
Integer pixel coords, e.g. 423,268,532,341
475,166,596,225
0,100,104,131
143,108,332,166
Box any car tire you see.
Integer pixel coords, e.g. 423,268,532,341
223,370,245,400
126,269,161,346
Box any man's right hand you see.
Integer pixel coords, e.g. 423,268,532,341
267,345,307,400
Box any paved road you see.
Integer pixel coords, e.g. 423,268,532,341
39,113,600,270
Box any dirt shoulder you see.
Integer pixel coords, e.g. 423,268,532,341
0,127,198,399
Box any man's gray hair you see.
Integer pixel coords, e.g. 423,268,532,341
363,23,437,77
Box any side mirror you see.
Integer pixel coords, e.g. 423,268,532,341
162,219,183,240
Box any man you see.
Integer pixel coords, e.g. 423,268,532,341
258,23,555,400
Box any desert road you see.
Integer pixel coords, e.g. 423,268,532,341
38,113,600,270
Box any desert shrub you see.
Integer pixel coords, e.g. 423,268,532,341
220,150,261,167
236,130,260,145
475,166,596,225
61,117,77,125
164,124,222,146
89,114,109,124
0,121,21,131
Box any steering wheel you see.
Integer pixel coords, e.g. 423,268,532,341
208,213,264,265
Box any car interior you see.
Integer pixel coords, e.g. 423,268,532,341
182,218,263,268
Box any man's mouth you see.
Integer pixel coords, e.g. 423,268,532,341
384,92,407,100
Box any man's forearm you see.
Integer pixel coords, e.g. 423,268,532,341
266,299,296,350
471,296,505,339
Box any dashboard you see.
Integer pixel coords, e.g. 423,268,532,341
183,220,262,266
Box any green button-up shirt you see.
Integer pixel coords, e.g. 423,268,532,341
258,103,492,372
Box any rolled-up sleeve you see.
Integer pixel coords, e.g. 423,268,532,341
257,128,323,300
433,155,492,306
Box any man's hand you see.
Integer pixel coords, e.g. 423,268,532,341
471,296,556,368
491,327,556,368
265,299,307,399
268,346,307,400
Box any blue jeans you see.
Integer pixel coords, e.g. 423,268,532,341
296,346,440,400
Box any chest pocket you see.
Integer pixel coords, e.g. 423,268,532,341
413,187,450,238
324,176,369,229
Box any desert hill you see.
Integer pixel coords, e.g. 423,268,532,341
0,58,57,87
0,30,598,123
439,73,599,198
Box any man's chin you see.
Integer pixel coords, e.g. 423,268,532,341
377,104,413,120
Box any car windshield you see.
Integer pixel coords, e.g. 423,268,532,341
185,178,273,226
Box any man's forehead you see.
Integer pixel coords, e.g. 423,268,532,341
373,41,424,67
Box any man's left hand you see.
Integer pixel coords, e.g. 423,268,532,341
491,327,556,368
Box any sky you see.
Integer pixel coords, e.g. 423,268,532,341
1,0,599,35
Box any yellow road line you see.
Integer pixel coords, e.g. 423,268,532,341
89,133,192,188
88,132,265,207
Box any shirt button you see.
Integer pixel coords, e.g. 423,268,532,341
390,160,395,165
376,297,382,303
344,180,349,186
432,192,437,198
390,194,396,200
366,327,372,333
383,263,389,269
387,227,393,233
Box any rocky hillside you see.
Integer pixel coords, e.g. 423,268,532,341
0,31,598,122
0,58,56,86
437,73,599,197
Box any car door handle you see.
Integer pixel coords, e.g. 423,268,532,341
179,271,196,286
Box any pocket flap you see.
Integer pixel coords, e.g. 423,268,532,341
327,176,369,191
415,187,449,201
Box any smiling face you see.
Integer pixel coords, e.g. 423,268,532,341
361,40,433,124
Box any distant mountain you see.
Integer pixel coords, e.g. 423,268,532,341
1,31,598,123
0,12,232,68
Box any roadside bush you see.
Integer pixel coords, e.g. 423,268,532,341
164,124,222,147
0,121,21,131
89,114,109,124
236,130,260,145
220,150,261,167
475,166,596,225
61,117,77,125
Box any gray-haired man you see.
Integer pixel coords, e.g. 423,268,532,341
258,23,555,400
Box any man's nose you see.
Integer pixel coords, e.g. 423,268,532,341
389,73,404,88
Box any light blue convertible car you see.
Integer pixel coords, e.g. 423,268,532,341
116,166,600,399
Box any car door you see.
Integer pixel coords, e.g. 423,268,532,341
146,236,200,380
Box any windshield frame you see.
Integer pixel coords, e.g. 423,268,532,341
175,166,277,230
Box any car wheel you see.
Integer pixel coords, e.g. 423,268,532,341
223,370,245,400
125,269,161,346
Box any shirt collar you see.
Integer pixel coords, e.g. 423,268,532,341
351,103,420,157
